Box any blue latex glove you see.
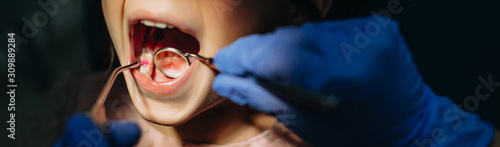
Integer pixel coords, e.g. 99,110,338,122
54,114,141,147
213,16,494,146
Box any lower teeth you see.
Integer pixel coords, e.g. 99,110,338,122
139,49,153,78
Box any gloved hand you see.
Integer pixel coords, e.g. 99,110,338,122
213,16,494,146
54,114,141,147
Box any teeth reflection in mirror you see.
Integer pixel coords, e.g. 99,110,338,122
155,50,190,79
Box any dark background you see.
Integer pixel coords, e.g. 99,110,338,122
1,0,499,146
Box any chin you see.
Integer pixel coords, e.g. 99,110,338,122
123,66,225,125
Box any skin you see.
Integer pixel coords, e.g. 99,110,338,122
102,0,297,144
101,0,500,145
491,131,500,147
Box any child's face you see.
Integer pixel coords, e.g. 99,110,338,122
102,0,294,125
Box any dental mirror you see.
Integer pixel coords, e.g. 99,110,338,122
153,47,215,78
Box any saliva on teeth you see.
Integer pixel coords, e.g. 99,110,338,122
139,49,153,77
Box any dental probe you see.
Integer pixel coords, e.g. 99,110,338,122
91,62,141,125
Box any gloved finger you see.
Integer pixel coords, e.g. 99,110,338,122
214,33,269,75
213,73,290,114
215,26,345,91
64,114,110,147
106,121,141,147
214,27,318,79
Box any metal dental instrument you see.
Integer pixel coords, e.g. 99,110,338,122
91,62,140,125
153,47,216,78
153,47,339,112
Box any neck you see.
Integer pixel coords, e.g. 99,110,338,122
151,100,277,144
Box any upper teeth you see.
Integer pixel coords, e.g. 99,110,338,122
140,20,175,29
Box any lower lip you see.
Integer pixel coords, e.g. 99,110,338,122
131,60,198,96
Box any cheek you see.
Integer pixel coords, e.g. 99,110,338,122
197,0,264,57
102,0,127,63
102,0,124,39
197,0,291,57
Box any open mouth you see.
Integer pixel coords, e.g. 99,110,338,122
129,19,200,95
130,20,199,81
